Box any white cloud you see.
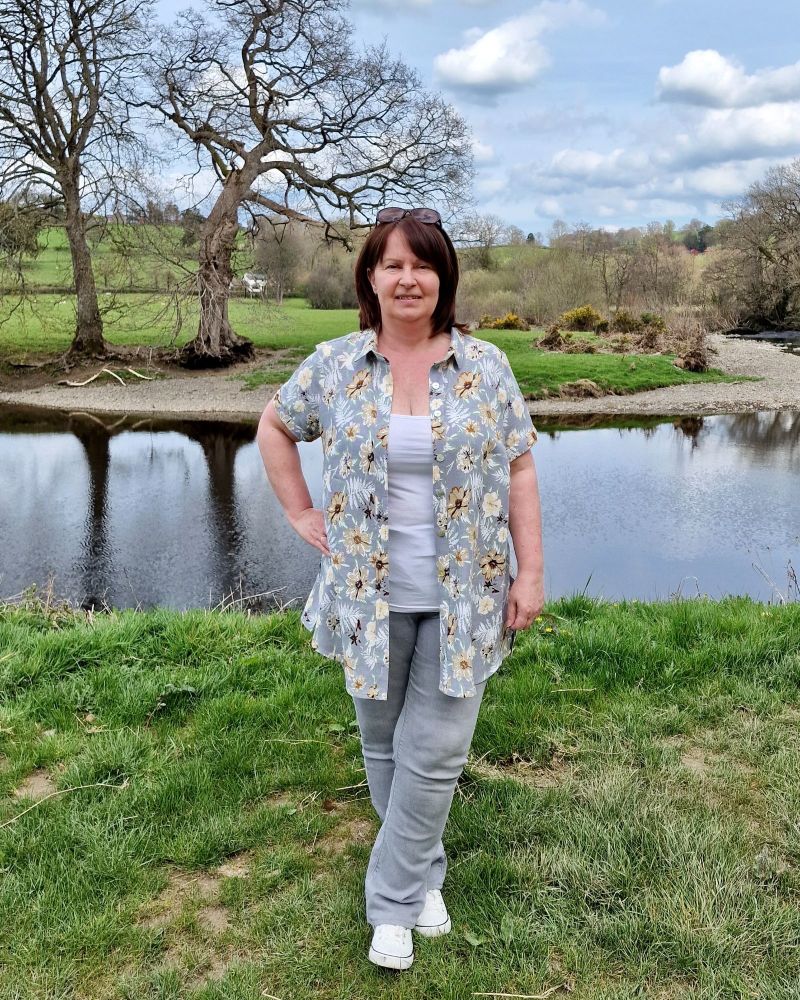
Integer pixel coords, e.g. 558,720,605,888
350,0,431,13
549,147,651,186
542,94,800,202
472,138,495,163
540,197,563,216
475,174,508,196
658,49,800,108
672,102,800,167
433,0,604,98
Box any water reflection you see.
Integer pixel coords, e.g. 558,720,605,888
1,404,798,609
725,330,800,355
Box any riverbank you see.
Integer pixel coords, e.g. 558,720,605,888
0,332,796,420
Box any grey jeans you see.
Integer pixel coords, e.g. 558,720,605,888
351,610,488,928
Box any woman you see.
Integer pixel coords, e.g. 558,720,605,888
257,207,544,971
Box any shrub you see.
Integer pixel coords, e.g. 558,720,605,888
478,312,528,330
595,319,609,334
558,304,603,331
640,311,667,332
611,309,643,334
456,271,522,327
306,256,358,309
537,324,568,350
563,339,599,354
519,249,603,326
306,272,340,309
609,334,632,352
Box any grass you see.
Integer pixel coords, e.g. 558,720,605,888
238,332,748,396
0,293,749,400
0,295,359,360
1,593,799,998
2,225,751,400
14,225,235,289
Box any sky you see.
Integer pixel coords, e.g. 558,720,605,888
155,0,800,236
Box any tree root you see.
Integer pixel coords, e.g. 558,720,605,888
57,367,156,387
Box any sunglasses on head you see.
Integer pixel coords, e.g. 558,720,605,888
375,207,442,227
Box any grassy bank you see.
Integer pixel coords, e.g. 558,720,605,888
0,291,750,398
1,595,799,999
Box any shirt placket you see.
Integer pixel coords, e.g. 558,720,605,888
430,360,447,541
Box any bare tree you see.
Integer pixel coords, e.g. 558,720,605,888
143,0,472,367
548,218,569,247
587,229,637,313
0,0,154,358
709,161,800,330
253,217,310,304
0,197,48,277
453,212,507,269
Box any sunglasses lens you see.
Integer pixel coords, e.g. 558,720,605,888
410,209,441,224
376,208,405,223
375,207,441,226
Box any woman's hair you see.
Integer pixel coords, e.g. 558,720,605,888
354,216,469,334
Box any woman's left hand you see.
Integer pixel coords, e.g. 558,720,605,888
505,570,545,632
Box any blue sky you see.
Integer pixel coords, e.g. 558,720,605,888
156,0,800,234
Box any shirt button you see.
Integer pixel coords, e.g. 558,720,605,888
437,527,446,537
436,453,444,462
431,382,440,390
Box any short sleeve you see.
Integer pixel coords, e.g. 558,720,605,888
498,351,538,460
271,349,324,443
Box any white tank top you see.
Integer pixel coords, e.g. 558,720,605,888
387,413,440,611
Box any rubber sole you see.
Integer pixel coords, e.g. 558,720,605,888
368,945,414,970
413,915,452,937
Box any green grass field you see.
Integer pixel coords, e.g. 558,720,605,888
15,225,209,289
1,225,746,399
1,594,799,998
0,292,748,399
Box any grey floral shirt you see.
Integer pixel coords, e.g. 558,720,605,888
271,326,538,700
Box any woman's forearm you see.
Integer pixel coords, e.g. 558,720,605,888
508,455,544,578
256,415,314,524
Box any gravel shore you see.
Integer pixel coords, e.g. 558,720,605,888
0,332,797,421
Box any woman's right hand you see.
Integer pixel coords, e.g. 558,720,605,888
289,507,331,557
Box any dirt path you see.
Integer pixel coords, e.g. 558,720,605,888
0,333,797,420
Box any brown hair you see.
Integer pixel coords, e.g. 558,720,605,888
354,216,469,334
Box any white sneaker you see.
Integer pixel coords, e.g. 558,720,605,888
368,923,414,970
413,889,452,937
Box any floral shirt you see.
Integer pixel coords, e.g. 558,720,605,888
271,326,538,701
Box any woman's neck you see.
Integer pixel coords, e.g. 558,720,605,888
377,321,444,353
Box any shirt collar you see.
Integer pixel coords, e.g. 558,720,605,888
350,327,465,370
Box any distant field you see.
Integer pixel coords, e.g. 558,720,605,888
12,226,550,291
14,225,251,290
0,295,359,358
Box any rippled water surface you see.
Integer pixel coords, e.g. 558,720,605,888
2,406,798,609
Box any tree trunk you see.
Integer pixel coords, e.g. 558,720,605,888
62,174,107,358
181,187,255,369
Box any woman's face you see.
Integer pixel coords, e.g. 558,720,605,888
368,229,440,330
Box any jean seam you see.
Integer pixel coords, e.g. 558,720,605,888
369,624,417,883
